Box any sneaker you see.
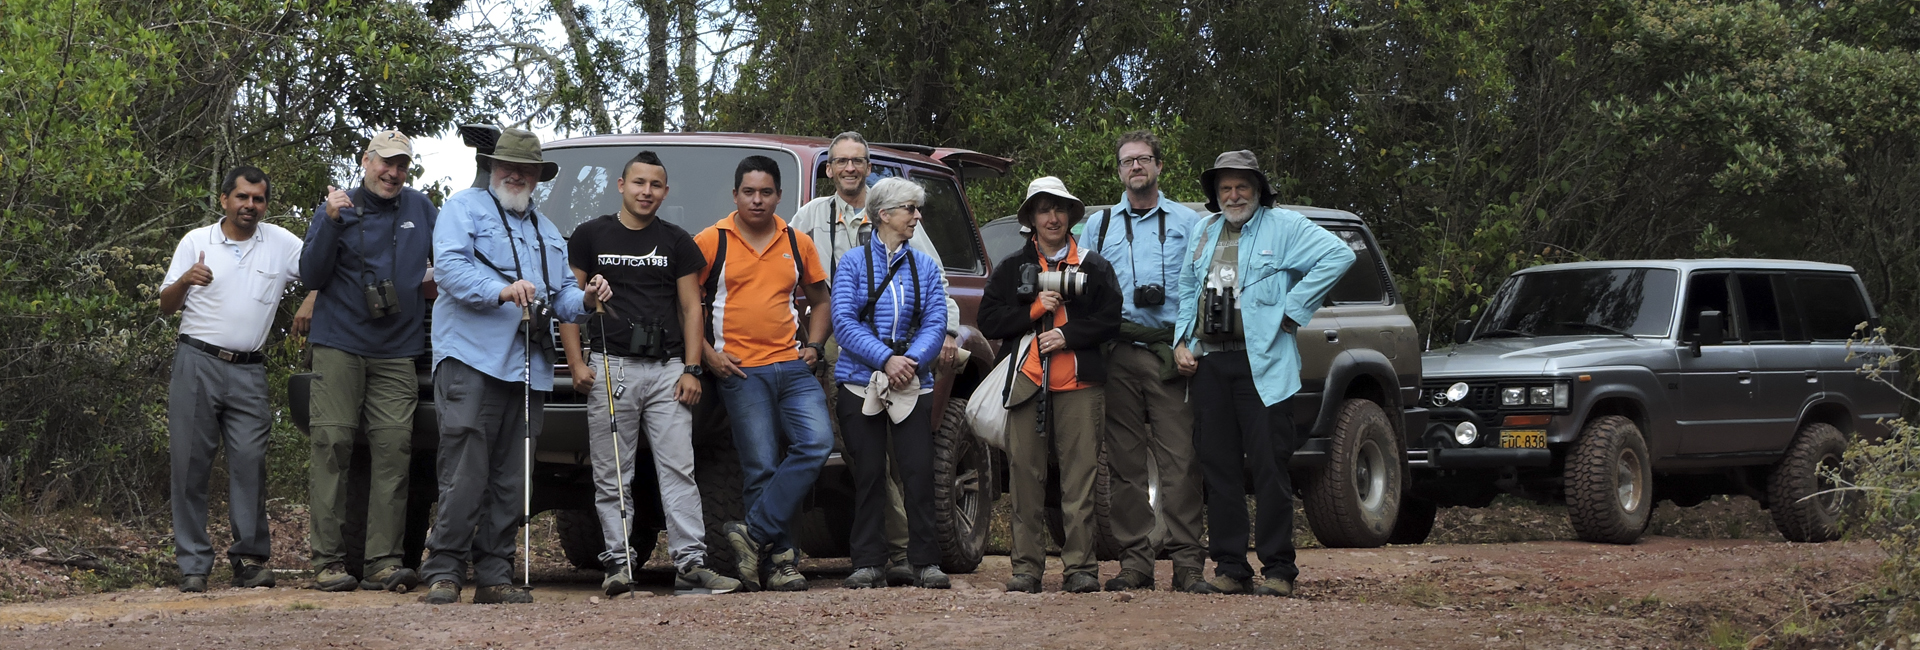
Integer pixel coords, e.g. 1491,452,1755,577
602,562,633,596
1005,573,1042,594
1251,577,1294,597
914,565,950,590
765,548,808,592
884,560,915,587
722,521,763,593
842,566,885,589
231,556,276,588
1062,571,1100,594
1187,574,1250,595
1104,568,1153,591
313,562,356,592
359,565,419,593
421,580,460,604
1171,566,1204,593
472,583,534,604
179,574,208,593
675,563,741,595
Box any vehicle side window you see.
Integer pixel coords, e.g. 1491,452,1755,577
910,176,983,274
1324,229,1387,305
813,158,902,199
1682,272,1732,342
1793,274,1872,340
1735,273,1800,342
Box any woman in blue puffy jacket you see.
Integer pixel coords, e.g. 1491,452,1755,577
829,177,950,589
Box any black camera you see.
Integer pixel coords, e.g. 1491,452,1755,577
363,279,400,319
1016,263,1088,301
1202,287,1237,336
881,338,912,357
519,299,556,350
1133,283,1165,307
1017,263,1041,298
627,321,669,359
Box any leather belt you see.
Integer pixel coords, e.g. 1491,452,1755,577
177,334,265,364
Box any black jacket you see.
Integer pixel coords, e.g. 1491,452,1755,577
978,239,1124,386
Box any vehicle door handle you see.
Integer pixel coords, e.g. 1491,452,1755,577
1738,370,1752,384
1324,330,1340,343
1805,369,1819,383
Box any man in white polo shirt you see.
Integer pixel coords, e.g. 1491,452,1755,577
158,165,304,593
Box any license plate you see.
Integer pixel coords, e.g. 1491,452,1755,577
1500,429,1546,449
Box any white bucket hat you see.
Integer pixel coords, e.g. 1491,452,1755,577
1015,176,1086,228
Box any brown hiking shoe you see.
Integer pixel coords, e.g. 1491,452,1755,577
1172,566,1204,592
1104,568,1153,591
313,562,356,592
359,565,419,593
473,583,533,604
1251,576,1294,597
1187,574,1249,595
231,556,275,588
421,580,460,604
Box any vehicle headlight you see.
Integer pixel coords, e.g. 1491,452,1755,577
1501,387,1525,406
1453,422,1479,446
1445,382,1470,404
1554,382,1570,408
1529,386,1554,405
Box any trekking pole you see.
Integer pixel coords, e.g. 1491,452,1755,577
522,302,534,587
1036,313,1053,445
598,305,638,593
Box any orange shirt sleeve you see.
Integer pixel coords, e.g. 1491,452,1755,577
694,228,720,288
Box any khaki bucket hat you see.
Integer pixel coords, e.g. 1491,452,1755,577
478,127,559,182
1199,150,1276,213
1015,176,1087,228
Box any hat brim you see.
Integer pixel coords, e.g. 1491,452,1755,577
365,147,413,160
478,153,559,182
1016,189,1087,228
1200,167,1276,213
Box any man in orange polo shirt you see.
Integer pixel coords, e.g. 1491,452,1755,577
694,155,834,593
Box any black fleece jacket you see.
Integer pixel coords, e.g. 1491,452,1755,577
977,239,1124,386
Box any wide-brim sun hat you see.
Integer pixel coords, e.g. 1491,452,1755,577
477,127,559,182
1199,149,1276,213
1015,176,1086,229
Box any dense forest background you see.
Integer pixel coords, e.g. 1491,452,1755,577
2,0,1915,527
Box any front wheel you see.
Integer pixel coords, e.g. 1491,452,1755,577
1304,399,1403,548
1565,415,1653,544
1767,422,1849,543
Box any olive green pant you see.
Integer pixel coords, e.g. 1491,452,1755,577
1104,344,1205,576
307,345,418,573
1007,381,1103,579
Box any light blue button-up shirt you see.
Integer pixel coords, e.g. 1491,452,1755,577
1076,192,1197,329
431,187,588,390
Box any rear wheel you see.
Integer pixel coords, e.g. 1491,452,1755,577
1767,422,1849,543
933,398,993,572
1304,399,1402,548
555,509,661,571
1565,416,1653,544
695,434,746,576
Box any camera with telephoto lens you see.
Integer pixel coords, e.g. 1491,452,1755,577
363,279,400,319
1133,283,1166,307
627,321,669,359
1016,263,1088,301
519,299,556,350
1202,287,1238,336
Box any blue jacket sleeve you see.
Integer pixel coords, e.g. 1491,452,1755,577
542,217,589,323
300,202,363,292
832,252,893,371
1173,218,1211,346
1279,218,1357,328
432,198,511,309
905,251,947,367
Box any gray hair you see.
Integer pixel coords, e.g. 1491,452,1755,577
866,177,926,215
830,131,869,155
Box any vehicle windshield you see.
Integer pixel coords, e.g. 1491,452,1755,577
1475,268,1679,338
532,145,804,237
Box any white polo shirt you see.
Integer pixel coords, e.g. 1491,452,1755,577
162,219,304,352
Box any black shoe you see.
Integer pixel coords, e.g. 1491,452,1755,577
1062,572,1100,594
1104,568,1153,591
914,565,950,590
842,566,885,589
884,560,915,587
179,574,208,593
1005,573,1042,594
421,580,460,604
359,566,419,593
231,556,275,588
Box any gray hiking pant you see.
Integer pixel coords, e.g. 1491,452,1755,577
421,358,542,588
586,353,707,571
168,342,273,576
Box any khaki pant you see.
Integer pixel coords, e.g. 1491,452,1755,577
1007,380,1103,579
307,345,418,573
1103,344,1205,576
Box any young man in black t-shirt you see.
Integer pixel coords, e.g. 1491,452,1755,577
559,151,741,596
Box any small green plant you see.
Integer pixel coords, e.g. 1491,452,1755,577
1838,327,1920,639
287,601,319,611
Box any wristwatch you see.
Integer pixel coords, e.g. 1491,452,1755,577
683,364,705,377
802,342,826,356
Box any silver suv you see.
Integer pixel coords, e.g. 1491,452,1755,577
1406,259,1901,544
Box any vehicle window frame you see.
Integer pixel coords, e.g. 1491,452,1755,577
905,169,986,276
1681,271,1736,345
1323,226,1394,306
1475,266,1682,339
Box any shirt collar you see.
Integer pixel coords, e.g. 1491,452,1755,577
208,218,262,245
1113,190,1176,219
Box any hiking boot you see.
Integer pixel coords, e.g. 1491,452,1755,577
1171,566,1204,593
1005,573,1042,594
721,521,763,593
602,562,633,597
231,556,275,588
675,563,741,595
313,562,357,592
914,565,950,590
842,566,885,589
885,559,915,587
473,583,533,604
1104,568,1153,591
1062,571,1100,594
421,580,460,604
179,574,208,593
359,565,419,593
1251,576,1294,597
1187,574,1250,595
765,548,808,592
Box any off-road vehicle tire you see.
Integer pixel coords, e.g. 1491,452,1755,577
554,509,661,571
1565,415,1653,544
932,398,993,573
1304,399,1402,548
1388,496,1438,545
1767,422,1849,543
1047,439,1122,561
695,435,746,577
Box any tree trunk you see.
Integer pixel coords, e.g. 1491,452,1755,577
550,0,613,134
676,0,701,131
641,0,669,132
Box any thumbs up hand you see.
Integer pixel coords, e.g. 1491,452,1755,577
324,185,355,221
182,251,214,286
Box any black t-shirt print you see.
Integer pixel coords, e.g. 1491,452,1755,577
567,214,707,357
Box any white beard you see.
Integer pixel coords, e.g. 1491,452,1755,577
1223,204,1255,226
490,179,533,213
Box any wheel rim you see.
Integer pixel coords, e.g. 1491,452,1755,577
1615,446,1645,513
1814,452,1844,515
1355,438,1388,517
952,436,983,537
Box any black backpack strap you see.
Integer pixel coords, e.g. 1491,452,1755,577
1093,208,1113,255
787,227,804,282
701,233,728,343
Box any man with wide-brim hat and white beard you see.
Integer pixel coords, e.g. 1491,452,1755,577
419,127,611,605
1171,150,1354,597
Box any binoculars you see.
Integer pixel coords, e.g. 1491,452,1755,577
628,321,670,359
1202,287,1238,336
519,300,556,350
363,279,400,319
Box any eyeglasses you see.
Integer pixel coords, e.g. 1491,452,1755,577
1119,155,1158,169
886,204,922,214
829,156,870,168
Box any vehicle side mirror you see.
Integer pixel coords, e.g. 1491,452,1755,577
1692,310,1725,356
1453,320,1475,345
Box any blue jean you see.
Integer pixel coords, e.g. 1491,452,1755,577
717,359,833,553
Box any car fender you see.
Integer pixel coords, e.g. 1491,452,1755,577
1310,348,1405,441
1559,371,1661,452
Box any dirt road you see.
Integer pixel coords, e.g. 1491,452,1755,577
0,535,1880,649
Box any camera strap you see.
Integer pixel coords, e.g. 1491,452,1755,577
857,239,921,334
338,187,401,287
488,192,556,305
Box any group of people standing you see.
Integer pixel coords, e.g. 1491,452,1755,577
157,125,1353,604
